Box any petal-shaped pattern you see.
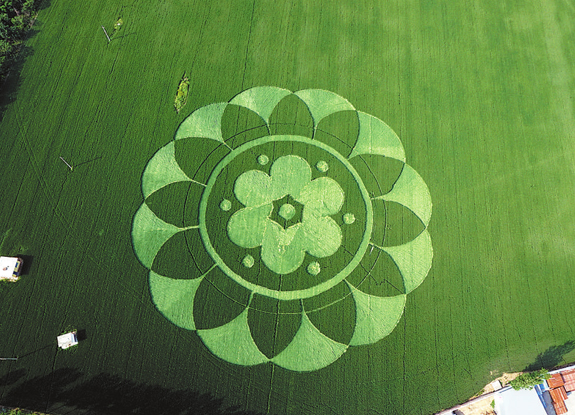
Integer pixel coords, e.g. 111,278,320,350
271,312,348,371
234,170,274,207
346,282,406,346
381,229,433,294
142,141,196,199
175,103,228,142
228,204,273,248
298,177,344,216
375,164,432,227
261,222,305,274
270,155,312,200
349,112,406,162
132,204,190,268
149,270,204,330
197,307,269,366
301,216,342,258
230,86,292,125
294,89,355,128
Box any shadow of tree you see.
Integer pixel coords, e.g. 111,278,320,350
1,368,263,415
524,340,575,371
37,0,52,11
0,369,26,387
0,44,34,123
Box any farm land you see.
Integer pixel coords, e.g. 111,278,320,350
1,0,575,414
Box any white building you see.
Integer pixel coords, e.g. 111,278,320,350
57,332,79,350
0,257,23,281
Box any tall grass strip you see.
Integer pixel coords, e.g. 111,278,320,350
174,73,190,113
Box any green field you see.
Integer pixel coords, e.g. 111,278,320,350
2,0,575,414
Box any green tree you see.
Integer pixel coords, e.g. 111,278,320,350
510,369,552,390
0,0,38,83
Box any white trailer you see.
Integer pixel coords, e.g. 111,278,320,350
0,257,23,281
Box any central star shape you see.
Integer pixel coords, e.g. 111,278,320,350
271,196,303,229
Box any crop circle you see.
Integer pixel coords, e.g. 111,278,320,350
343,213,356,224
316,160,329,172
307,261,321,276
242,255,255,268
257,154,269,165
220,199,232,211
133,87,433,372
278,203,295,220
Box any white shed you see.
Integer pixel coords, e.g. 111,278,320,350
57,332,78,349
0,257,23,281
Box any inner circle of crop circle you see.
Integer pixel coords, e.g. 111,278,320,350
278,203,296,220
198,135,374,300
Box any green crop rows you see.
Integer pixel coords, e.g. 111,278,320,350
1,0,575,414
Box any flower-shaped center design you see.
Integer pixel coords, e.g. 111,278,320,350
228,155,344,275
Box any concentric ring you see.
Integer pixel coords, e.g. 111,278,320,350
199,135,374,300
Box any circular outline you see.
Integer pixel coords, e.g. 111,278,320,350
199,135,374,300
278,203,296,220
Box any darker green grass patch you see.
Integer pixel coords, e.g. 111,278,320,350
268,94,313,137
182,185,203,226
304,282,355,343
151,231,204,279
357,251,404,297
345,251,404,297
193,145,232,185
350,155,405,197
225,125,270,149
221,104,268,145
382,202,425,247
145,181,191,227
371,199,387,247
316,110,359,157
313,129,354,159
193,267,250,329
175,137,228,182
248,302,302,358
185,229,214,274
